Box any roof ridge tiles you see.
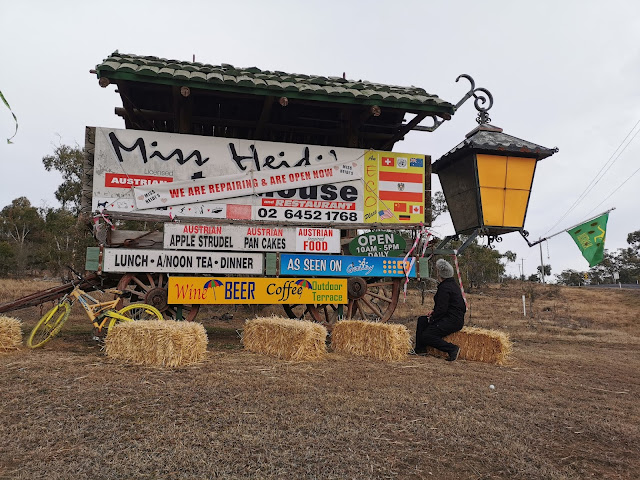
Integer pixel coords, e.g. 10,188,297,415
95,51,455,113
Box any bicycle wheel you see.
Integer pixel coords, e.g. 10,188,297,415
27,302,71,348
107,303,163,330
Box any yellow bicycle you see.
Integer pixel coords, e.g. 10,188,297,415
27,269,163,349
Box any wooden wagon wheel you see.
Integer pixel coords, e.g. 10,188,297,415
283,277,400,329
116,273,200,321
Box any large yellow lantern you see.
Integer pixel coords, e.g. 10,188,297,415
432,123,557,239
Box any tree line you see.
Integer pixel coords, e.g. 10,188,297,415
556,232,640,285
0,145,90,277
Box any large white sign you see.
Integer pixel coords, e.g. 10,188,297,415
163,224,340,253
90,127,425,225
102,248,263,274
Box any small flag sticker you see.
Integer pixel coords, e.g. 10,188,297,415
410,157,423,168
411,205,423,214
381,157,395,167
379,209,393,220
399,214,411,221
394,202,407,212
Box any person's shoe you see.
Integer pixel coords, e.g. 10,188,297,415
446,346,460,362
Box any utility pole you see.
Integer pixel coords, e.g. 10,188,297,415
521,258,525,280
539,242,546,284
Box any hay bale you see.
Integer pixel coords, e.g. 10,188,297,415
426,326,512,365
0,316,22,352
243,316,327,361
105,320,208,367
331,320,411,361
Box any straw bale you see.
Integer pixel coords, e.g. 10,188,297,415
105,320,208,367
243,316,327,361
0,316,22,352
426,326,512,365
331,320,411,362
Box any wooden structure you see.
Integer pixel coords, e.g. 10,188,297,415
94,51,454,149
78,52,457,325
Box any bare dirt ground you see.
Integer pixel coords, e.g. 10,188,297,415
1,279,638,479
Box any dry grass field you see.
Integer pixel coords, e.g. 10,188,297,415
0,278,638,479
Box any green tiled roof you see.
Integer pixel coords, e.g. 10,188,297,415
96,51,455,115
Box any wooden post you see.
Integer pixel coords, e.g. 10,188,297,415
172,86,193,134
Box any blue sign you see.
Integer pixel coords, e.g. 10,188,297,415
280,254,416,277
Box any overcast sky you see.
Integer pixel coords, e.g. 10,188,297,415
1,0,639,280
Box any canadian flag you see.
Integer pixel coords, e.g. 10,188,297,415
411,205,423,214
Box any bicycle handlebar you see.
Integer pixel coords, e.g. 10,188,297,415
67,266,83,280
66,266,101,292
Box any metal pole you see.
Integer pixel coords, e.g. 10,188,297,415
539,242,546,284
521,258,525,280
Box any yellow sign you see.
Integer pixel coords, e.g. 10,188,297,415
364,151,425,224
168,277,348,305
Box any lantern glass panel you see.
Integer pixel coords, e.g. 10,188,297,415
476,154,536,228
506,157,536,190
504,189,530,227
477,155,507,188
480,187,505,226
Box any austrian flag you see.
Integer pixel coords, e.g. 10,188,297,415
378,171,423,203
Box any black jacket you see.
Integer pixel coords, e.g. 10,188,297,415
430,277,466,327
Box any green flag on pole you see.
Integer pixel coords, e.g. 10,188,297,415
567,213,609,267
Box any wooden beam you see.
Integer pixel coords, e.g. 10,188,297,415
172,86,193,134
254,96,275,139
380,112,429,150
116,82,153,130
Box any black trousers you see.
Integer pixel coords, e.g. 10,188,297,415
415,315,463,354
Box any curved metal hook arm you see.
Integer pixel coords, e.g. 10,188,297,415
453,74,494,124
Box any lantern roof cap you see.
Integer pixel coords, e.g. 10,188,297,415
433,123,558,173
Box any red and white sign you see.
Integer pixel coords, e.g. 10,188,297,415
295,227,340,253
105,173,173,188
133,161,359,209
261,198,356,210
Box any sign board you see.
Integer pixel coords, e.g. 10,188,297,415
163,224,340,253
102,248,263,274
280,254,416,277
90,127,425,225
348,231,406,257
168,276,348,305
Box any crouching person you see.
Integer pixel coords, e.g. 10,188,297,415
415,259,466,361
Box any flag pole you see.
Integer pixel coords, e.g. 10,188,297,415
521,207,616,248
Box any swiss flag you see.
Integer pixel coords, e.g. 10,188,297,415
411,205,423,214
381,157,395,167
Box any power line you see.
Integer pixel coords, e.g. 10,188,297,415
587,163,640,215
541,118,640,237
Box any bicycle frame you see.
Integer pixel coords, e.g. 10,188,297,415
66,286,128,333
